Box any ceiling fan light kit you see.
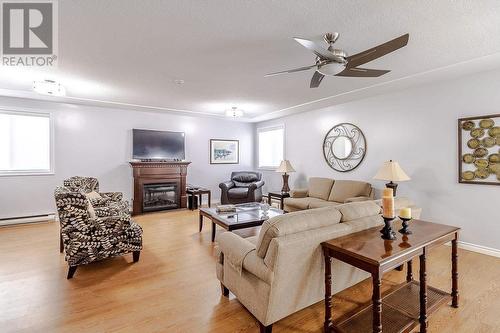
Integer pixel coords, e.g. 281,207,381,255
266,32,409,88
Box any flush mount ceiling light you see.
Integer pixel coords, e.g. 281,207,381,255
173,79,185,85
225,106,244,118
33,79,66,96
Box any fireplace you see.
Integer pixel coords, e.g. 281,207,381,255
130,161,190,215
143,183,178,212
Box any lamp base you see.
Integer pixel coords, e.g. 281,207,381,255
385,181,398,197
281,173,290,193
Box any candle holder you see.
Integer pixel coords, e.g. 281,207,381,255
380,217,397,240
398,217,412,235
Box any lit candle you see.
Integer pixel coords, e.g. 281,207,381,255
382,188,393,197
382,195,395,218
399,207,412,219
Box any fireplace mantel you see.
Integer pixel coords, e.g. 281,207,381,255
129,161,191,215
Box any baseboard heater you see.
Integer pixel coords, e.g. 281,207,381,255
0,214,55,226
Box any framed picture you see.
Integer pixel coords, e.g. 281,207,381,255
458,114,500,185
210,139,239,164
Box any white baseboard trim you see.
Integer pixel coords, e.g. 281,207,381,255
0,214,55,226
446,240,500,258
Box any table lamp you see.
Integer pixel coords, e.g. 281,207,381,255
373,160,410,196
276,160,295,193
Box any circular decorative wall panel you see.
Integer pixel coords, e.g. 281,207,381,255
323,123,367,172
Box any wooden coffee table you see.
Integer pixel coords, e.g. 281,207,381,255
199,203,283,242
322,219,460,333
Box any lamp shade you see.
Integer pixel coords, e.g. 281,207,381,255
276,160,295,173
373,160,410,181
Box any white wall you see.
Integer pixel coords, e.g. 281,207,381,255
0,97,253,219
256,69,500,251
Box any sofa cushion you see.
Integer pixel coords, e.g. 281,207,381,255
335,201,382,222
256,206,341,258
233,181,252,187
308,200,342,209
283,197,312,211
308,177,334,200
328,180,371,203
232,173,259,182
228,187,249,198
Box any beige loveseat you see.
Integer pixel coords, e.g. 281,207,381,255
216,201,391,332
283,177,374,212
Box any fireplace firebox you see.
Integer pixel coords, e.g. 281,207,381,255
143,183,178,212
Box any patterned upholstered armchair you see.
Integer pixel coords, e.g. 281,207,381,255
55,176,143,279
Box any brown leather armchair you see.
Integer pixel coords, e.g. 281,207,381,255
219,171,265,204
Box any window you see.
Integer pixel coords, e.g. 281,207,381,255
0,110,53,175
257,125,284,169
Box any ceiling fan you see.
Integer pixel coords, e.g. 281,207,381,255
265,32,409,88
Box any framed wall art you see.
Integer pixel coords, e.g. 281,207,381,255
210,139,239,164
458,114,500,185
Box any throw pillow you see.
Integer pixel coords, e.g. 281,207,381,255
232,173,259,182
85,191,102,200
87,200,96,219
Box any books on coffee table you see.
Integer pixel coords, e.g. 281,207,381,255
216,204,236,213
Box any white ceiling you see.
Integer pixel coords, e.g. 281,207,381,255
1,0,500,121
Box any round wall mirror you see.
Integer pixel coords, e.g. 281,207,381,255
332,136,353,159
323,123,367,172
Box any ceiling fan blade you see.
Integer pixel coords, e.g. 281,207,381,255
310,70,325,88
336,67,390,77
294,37,344,62
346,33,409,68
265,64,317,77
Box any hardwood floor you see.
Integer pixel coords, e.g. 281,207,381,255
1,209,500,332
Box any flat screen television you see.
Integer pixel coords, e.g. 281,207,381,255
132,129,185,161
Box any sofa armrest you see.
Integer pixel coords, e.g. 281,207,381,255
344,196,372,203
219,181,235,190
249,180,265,191
218,232,256,275
242,251,273,284
290,188,308,198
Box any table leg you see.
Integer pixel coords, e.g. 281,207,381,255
419,251,428,333
280,197,284,210
208,192,211,207
452,233,459,308
406,259,413,282
211,222,216,242
267,194,272,205
372,271,382,333
199,214,203,232
323,247,333,333
199,194,202,208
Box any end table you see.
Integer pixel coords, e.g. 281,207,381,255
266,191,290,210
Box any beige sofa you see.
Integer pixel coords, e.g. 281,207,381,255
283,177,374,212
216,201,397,332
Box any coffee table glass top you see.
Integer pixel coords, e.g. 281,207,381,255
201,203,283,226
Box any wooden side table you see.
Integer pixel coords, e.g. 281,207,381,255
266,191,290,210
186,188,211,210
322,219,459,333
